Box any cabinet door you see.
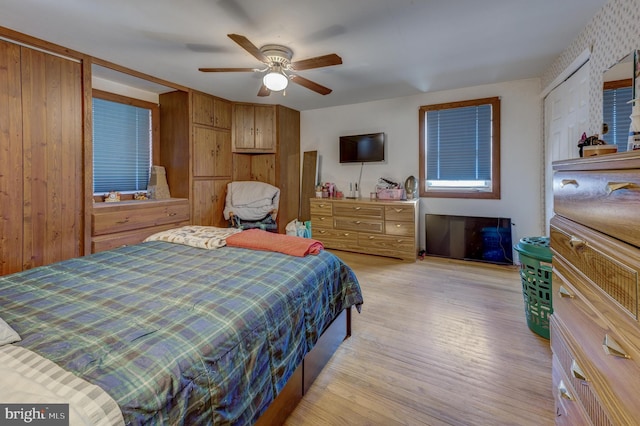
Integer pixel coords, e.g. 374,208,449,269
192,179,229,226
0,40,23,275
233,104,255,150
254,105,275,151
21,46,83,269
214,129,232,177
193,126,215,176
194,126,232,177
213,97,231,129
192,92,215,126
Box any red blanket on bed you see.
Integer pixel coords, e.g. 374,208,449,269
225,229,324,257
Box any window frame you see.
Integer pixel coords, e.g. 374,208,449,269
419,96,501,199
92,89,160,195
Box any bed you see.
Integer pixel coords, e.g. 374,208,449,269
0,235,363,425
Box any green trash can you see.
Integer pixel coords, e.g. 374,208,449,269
514,237,553,339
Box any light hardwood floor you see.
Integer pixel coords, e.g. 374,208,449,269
286,251,554,426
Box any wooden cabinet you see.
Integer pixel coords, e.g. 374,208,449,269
192,179,229,227
232,103,276,152
0,38,84,275
91,199,190,253
193,126,232,178
160,90,233,227
550,151,640,425
310,198,418,261
192,91,231,129
233,105,300,234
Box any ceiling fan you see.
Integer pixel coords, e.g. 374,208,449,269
199,34,342,97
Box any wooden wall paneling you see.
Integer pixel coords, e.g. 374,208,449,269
251,154,276,185
276,105,300,232
82,59,93,257
0,40,23,275
21,46,83,269
159,91,191,199
299,151,318,222
232,153,252,181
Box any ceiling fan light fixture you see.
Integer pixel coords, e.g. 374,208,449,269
263,69,289,91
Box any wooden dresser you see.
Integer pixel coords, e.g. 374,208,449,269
310,198,418,261
91,198,190,253
550,151,640,425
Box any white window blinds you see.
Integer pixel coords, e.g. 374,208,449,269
92,98,152,193
426,104,492,187
602,86,632,152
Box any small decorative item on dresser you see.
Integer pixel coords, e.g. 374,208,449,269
133,192,148,200
104,191,120,202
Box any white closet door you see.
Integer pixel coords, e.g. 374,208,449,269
543,61,590,232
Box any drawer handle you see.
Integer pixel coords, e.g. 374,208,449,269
558,380,574,401
396,239,403,243
318,230,327,234
168,212,177,217
570,360,587,381
558,286,574,298
603,334,630,359
560,179,578,188
606,182,635,194
368,236,375,239
354,207,361,210
116,219,129,224
395,224,402,228
355,221,361,225
569,236,586,249
343,233,350,236
393,208,403,213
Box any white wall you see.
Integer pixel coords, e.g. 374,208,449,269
301,78,544,256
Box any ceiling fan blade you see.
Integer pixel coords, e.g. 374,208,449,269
290,75,332,95
198,67,256,72
291,53,342,71
257,84,271,97
227,34,268,63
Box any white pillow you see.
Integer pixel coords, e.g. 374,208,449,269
0,317,21,346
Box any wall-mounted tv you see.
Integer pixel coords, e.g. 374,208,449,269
339,132,385,163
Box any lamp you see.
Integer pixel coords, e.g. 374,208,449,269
263,65,289,92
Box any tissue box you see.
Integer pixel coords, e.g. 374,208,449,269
376,188,405,200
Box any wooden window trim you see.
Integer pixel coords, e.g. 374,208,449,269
419,96,501,199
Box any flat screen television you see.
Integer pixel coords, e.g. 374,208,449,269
339,132,385,163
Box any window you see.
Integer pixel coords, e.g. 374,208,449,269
92,90,158,194
602,79,632,152
419,97,500,199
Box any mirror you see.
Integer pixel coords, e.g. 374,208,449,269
602,52,635,151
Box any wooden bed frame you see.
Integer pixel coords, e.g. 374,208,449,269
255,307,352,425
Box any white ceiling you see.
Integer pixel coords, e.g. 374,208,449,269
1,0,608,111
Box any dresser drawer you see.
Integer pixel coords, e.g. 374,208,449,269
92,200,190,236
313,227,358,249
551,314,612,426
552,266,640,426
310,200,333,216
358,233,415,255
91,221,189,253
385,220,414,237
385,205,415,222
550,217,639,320
311,214,333,229
334,217,383,233
551,352,592,426
333,203,383,219
554,169,640,247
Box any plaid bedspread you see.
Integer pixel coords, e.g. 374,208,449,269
0,241,363,425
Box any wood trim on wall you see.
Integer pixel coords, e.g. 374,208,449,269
91,57,189,92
